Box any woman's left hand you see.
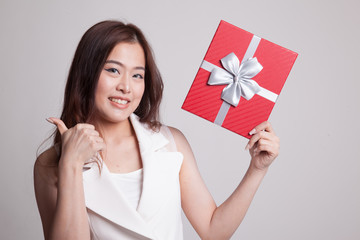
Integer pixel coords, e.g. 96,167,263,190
245,121,280,172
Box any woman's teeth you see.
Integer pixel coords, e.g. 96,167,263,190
109,98,128,104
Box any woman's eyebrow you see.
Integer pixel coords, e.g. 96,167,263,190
105,60,145,71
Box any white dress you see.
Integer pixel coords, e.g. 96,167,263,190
82,114,184,240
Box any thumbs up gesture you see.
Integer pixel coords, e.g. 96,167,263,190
47,118,106,168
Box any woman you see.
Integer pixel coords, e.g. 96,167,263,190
34,20,279,240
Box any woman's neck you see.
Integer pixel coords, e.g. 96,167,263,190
93,117,134,144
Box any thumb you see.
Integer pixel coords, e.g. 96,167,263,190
46,117,68,135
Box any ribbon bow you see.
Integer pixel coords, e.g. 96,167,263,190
208,52,263,107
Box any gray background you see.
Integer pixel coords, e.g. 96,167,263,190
1,0,359,239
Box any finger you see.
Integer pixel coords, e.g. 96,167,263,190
47,117,68,135
256,142,278,156
93,136,104,143
74,123,96,131
99,142,106,151
246,131,272,150
93,141,106,153
80,128,100,137
257,141,274,152
257,139,273,150
90,130,100,137
88,135,105,148
249,121,274,136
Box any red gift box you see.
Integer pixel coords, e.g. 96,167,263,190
182,20,298,139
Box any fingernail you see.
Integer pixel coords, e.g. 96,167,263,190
46,118,54,124
249,129,256,135
245,144,250,150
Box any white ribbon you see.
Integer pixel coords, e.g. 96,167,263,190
207,53,263,107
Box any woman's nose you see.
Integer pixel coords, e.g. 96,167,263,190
116,75,130,93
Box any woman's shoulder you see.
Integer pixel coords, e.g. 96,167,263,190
35,146,59,167
162,125,191,152
165,126,185,140
34,146,59,185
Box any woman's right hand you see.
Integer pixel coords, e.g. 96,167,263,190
47,118,106,169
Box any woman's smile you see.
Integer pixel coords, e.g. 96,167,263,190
109,97,130,109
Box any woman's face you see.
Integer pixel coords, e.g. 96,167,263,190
94,42,145,124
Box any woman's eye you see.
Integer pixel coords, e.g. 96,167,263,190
133,74,144,79
105,68,119,74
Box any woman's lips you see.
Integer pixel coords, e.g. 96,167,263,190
109,97,129,105
108,97,130,109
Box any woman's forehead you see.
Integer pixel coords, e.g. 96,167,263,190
107,42,145,68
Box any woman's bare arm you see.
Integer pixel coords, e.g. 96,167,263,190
172,121,279,240
34,147,59,239
34,147,90,240
34,118,105,240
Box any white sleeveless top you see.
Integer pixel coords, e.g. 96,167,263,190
82,114,184,240
110,168,143,210
107,123,176,211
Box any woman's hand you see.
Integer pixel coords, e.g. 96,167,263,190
245,121,280,172
47,118,106,168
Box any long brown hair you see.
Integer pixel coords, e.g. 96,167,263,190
54,20,163,145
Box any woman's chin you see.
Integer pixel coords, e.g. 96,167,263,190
93,112,131,125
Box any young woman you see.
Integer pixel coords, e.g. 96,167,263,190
34,20,279,240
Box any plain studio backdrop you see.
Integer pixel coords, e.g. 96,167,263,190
0,0,359,239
